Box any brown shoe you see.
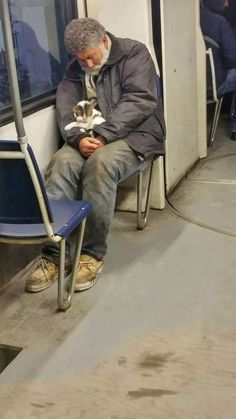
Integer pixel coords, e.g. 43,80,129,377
75,255,104,292
25,258,58,293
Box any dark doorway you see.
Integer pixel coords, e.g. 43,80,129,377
151,0,162,77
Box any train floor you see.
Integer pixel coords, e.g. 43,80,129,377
1,117,236,418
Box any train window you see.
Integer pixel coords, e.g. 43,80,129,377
0,0,77,122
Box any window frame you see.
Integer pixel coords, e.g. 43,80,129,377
0,89,56,126
0,0,78,126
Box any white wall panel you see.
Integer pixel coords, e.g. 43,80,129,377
0,106,58,174
86,0,159,74
161,0,205,192
76,0,87,17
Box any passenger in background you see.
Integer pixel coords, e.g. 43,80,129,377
200,0,236,140
25,17,166,293
0,20,63,106
224,0,236,33
223,0,236,118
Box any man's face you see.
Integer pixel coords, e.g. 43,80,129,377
75,36,109,75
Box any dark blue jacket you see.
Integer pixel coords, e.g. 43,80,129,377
200,5,236,87
56,33,166,158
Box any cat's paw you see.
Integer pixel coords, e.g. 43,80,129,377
64,122,78,131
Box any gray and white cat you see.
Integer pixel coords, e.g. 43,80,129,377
64,98,105,133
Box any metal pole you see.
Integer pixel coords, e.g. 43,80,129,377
0,0,27,143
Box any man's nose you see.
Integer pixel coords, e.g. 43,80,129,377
85,59,94,68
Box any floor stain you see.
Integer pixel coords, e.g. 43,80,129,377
30,403,46,409
118,356,127,365
127,388,177,399
138,352,174,369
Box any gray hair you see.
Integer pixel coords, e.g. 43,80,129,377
64,18,106,53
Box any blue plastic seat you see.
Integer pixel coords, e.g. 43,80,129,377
0,140,92,310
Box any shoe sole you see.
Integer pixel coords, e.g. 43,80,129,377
74,265,103,292
25,276,58,293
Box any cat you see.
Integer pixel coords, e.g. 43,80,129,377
64,98,105,134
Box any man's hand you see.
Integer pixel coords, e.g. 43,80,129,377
95,135,107,146
78,136,107,158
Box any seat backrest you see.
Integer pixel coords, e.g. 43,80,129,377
206,48,218,103
0,140,53,224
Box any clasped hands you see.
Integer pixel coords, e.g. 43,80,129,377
78,135,107,158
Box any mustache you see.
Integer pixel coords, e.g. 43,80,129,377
81,66,101,75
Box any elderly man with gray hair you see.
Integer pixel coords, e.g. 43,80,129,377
25,17,166,293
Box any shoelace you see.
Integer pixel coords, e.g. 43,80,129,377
39,259,57,281
80,260,100,272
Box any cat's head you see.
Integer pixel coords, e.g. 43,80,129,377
72,98,97,122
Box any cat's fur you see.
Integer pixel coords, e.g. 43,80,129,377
64,98,105,133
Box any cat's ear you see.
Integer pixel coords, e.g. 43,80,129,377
88,97,97,107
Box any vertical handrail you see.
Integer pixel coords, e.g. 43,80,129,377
0,1,28,143
20,143,55,239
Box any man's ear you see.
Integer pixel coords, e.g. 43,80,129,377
102,35,108,49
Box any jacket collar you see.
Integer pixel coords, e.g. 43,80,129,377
104,32,125,66
64,58,84,81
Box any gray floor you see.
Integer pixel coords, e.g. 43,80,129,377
1,118,236,418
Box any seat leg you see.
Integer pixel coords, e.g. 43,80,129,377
137,157,155,230
58,218,86,311
230,93,235,119
208,98,223,146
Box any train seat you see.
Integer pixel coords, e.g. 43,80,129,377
0,140,92,311
206,47,224,146
116,76,165,230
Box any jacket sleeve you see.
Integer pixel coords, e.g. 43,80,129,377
219,18,236,69
93,43,159,142
56,78,91,148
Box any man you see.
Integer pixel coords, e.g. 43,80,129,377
200,0,236,140
25,18,166,293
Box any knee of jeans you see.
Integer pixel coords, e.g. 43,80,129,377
83,148,117,180
48,147,82,181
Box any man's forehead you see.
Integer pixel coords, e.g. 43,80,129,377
76,47,99,58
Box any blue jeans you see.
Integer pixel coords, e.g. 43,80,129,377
218,68,236,133
43,140,148,266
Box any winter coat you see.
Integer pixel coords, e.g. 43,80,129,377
56,33,166,159
200,5,236,87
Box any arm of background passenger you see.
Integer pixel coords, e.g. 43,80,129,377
220,18,236,69
56,79,90,148
93,43,159,142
